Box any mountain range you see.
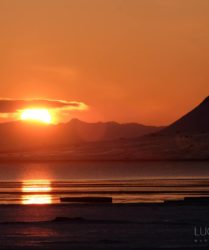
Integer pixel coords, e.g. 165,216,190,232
0,96,208,160
0,118,162,151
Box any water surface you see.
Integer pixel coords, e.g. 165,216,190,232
0,161,208,205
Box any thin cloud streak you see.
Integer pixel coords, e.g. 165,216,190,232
0,99,88,113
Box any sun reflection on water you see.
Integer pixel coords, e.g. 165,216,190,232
21,180,52,204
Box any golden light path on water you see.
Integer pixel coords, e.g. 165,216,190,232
21,180,52,204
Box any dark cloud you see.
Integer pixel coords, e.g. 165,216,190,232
0,99,87,113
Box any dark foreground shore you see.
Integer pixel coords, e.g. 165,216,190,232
0,203,209,249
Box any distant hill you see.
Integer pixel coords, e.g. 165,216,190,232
161,96,209,135
0,119,163,151
58,119,163,142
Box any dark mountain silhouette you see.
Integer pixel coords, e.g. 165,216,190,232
161,96,209,135
0,119,163,151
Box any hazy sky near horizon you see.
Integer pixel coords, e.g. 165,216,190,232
0,0,209,125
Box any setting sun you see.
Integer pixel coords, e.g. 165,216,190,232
20,109,52,124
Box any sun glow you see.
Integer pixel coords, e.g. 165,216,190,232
22,180,52,193
20,108,52,124
22,180,52,205
22,195,52,205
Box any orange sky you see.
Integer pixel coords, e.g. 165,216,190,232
0,0,209,126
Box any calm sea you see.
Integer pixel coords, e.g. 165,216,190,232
0,161,209,205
